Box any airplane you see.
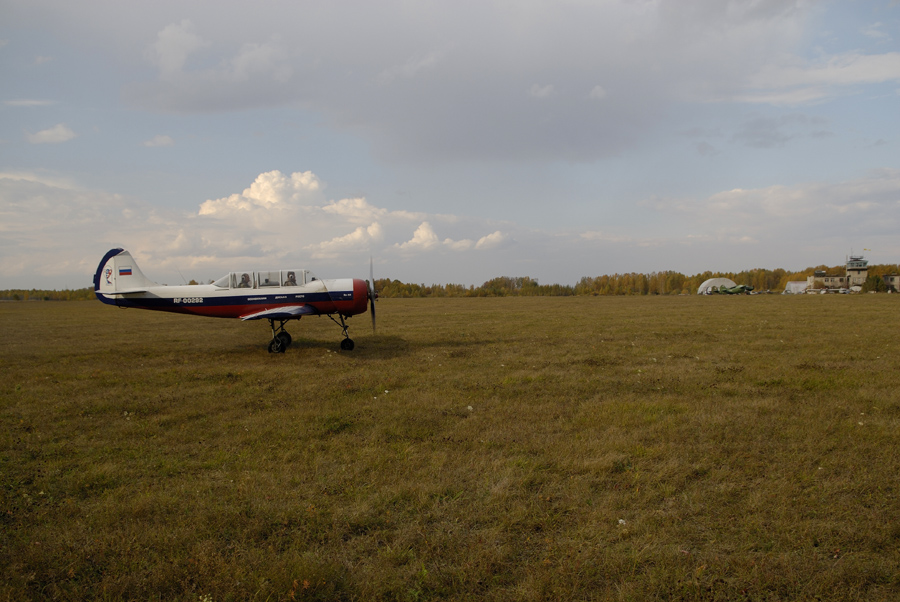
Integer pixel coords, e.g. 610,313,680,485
711,284,754,295
93,248,376,353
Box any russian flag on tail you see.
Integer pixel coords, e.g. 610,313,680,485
119,267,132,276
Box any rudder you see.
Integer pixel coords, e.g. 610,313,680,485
94,248,157,298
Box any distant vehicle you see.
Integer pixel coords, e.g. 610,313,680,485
94,248,376,353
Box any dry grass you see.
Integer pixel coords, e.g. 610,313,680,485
2,295,899,601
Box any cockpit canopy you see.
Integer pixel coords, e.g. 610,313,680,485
212,269,315,289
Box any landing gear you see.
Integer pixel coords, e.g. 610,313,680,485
267,319,292,354
329,313,355,351
265,314,356,352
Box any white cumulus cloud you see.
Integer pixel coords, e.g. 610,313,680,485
475,230,507,250
397,221,441,251
26,124,75,144
322,197,388,224
198,170,322,215
311,223,384,259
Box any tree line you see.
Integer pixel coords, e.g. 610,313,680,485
0,288,96,302
375,263,900,297
3,263,898,301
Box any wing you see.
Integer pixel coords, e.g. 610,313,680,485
240,305,319,321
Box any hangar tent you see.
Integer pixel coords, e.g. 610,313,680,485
697,278,737,294
782,281,809,294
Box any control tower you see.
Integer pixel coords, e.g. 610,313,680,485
845,255,868,288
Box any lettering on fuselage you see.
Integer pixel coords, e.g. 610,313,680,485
174,297,204,304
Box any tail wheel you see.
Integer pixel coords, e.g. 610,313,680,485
340,338,355,351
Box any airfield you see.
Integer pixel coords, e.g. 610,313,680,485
2,295,899,600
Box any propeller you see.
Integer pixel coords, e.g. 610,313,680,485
367,256,377,333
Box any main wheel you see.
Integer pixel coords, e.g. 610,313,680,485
340,338,355,351
276,331,292,348
268,338,286,353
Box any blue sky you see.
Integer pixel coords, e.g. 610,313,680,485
2,0,899,290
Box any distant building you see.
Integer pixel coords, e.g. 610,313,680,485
807,255,870,290
783,281,809,294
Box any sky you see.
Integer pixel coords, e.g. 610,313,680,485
1,0,899,290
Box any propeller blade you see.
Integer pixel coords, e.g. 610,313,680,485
368,256,377,333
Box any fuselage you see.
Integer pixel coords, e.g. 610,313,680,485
95,278,370,318
93,248,370,319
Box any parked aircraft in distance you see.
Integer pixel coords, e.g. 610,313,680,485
94,248,376,353
709,284,754,295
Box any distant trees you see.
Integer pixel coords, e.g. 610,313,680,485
374,276,573,298
862,273,888,293
373,264,899,298
0,288,95,301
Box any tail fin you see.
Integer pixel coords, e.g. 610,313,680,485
94,248,158,297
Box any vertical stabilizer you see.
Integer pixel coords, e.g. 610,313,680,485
94,248,158,295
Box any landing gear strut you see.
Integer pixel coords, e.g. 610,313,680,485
264,313,359,353
267,319,292,353
329,313,355,351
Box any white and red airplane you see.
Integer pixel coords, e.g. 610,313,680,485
94,248,376,353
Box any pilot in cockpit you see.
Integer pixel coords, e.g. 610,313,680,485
284,271,298,286
237,273,251,288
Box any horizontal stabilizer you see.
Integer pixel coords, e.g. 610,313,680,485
240,305,319,321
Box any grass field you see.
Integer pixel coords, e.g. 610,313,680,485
2,295,899,601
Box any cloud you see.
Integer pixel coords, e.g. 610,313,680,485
127,20,292,112
646,168,900,241
311,223,384,259
862,22,890,42
143,134,174,147
738,52,900,105
98,0,822,163
144,19,209,79
322,197,387,224
695,141,719,156
475,230,507,250
2,167,900,289
732,113,830,149
392,221,509,254
9,1,898,166
377,51,441,85
5,99,55,107
198,170,322,216
589,85,608,100
529,84,556,99
26,124,76,144
396,221,441,251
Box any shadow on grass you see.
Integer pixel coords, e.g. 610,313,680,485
233,334,415,359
